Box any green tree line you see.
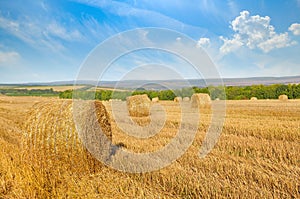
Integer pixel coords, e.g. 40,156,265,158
0,88,59,97
59,83,300,101
225,84,300,100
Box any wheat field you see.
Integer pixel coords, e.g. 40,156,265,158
0,96,299,198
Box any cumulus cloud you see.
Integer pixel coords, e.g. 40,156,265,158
258,33,297,52
220,10,296,54
289,23,300,35
0,51,20,65
219,35,243,54
197,37,210,48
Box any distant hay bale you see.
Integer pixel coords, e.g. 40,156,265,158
126,94,151,117
109,99,122,102
152,97,159,102
250,97,258,100
174,97,182,102
215,98,220,101
191,93,211,108
278,94,288,101
23,100,112,172
183,97,190,102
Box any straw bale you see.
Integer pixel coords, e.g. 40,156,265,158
191,93,211,108
152,97,159,103
278,94,288,101
174,97,182,102
126,94,151,117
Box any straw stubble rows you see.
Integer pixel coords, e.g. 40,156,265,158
0,96,299,198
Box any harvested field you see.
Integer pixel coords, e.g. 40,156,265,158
14,85,86,92
0,96,299,198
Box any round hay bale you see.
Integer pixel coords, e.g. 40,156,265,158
215,98,220,101
152,97,159,103
278,94,288,101
174,97,182,102
109,99,120,102
183,97,190,102
250,97,258,100
126,94,151,117
191,93,211,108
23,100,112,173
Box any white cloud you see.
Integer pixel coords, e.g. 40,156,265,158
289,23,300,35
46,22,83,41
0,51,20,64
220,10,296,54
74,0,207,37
258,33,297,52
197,37,210,48
0,13,84,54
0,16,19,31
219,35,243,54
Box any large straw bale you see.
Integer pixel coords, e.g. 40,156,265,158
174,97,182,102
278,94,288,101
152,97,159,103
126,94,151,117
191,93,211,108
183,97,190,102
23,100,112,172
250,97,258,100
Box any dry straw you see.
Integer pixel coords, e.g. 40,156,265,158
250,97,258,100
126,94,151,117
191,93,211,108
174,97,182,102
278,94,288,101
23,100,112,173
152,97,159,103
183,97,190,102
109,99,122,102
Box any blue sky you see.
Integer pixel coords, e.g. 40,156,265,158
0,0,300,83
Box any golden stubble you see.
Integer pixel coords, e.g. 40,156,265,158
0,96,299,198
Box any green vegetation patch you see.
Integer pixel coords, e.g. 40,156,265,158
58,83,300,101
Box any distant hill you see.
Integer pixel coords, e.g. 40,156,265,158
1,76,300,90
